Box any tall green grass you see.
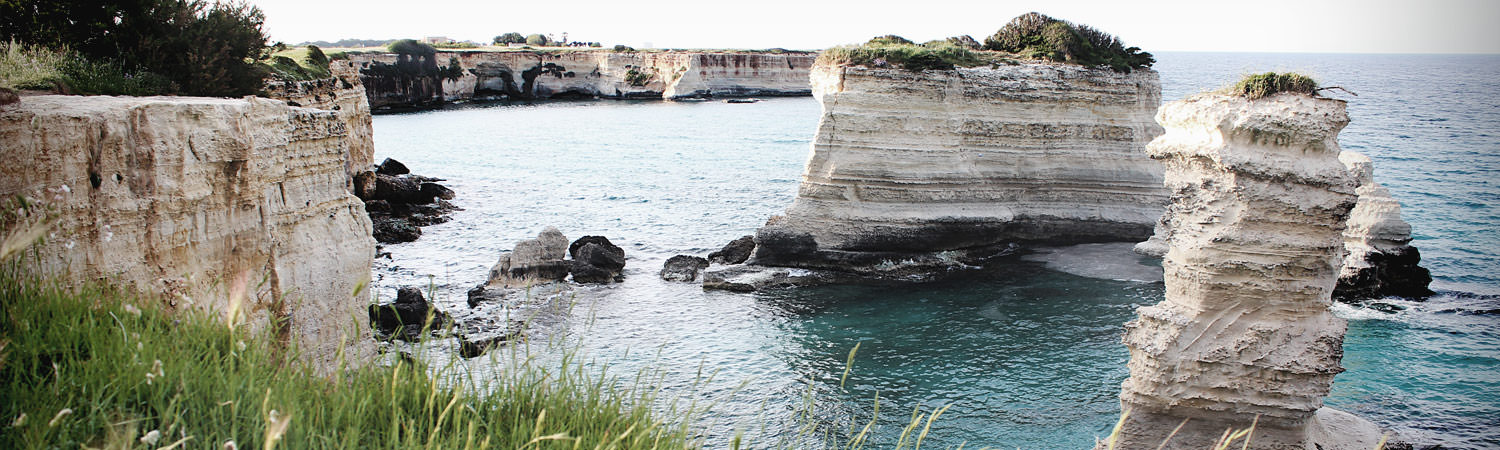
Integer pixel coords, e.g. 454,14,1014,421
0,265,698,449
0,40,175,95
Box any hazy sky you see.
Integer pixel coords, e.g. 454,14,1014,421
248,0,1500,54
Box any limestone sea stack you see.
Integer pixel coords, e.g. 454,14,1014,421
1115,93,1383,448
1335,151,1434,300
752,62,1167,271
0,95,376,368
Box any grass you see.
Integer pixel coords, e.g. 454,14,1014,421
0,263,699,449
0,40,175,96
0,40,69,91
818,40,991,72
1222,72,1320,99
266,46,334,81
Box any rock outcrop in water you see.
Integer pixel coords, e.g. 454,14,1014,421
346,50,815,109
1335,151,1434,300
0,95,376,367
1114,93,1384,449
751,62,1166,272
355,158,457,244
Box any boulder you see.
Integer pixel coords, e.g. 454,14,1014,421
0,87,18,106
575,242,626,272
568,235,624,260
569,260,616,284
419,182,455,201
708,235,754,265
373,174,423,204
352,171,377,200
372,216,420,243
377,157,410,176
368,286,446,340
660,255,710,281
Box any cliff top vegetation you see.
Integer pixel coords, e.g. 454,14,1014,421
820,12,1154,73
1222,72,1321,99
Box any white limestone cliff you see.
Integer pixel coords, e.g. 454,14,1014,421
752,62,1166,270
0,95,376,368
347,50,815,108
263,60,376,177
1114,93,1383,449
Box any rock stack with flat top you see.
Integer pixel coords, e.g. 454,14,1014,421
1114,93,1385,449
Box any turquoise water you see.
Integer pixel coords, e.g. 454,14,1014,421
372,53,1500,448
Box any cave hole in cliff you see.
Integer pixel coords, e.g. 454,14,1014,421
89,171,101,189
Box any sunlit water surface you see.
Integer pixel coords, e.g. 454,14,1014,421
371,53,1500,449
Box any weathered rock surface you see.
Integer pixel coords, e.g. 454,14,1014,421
1115,93,1382,449
346,50,816,108
263,60,374,177
1335,151,1433,300
701,265,845,292
708,235,755,265
752,62,1166,272
356,159,457,244
487,227,571,287
0,95,376,367
660,255,710,281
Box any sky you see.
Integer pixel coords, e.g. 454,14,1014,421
247,0,1500,54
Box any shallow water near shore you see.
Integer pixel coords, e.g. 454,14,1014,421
372,53,1500,448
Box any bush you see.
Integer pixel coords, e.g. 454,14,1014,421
0,0,272,97
945,35,981,50
866,35,914,46
0,40,68,90
613,44,635,52
1223,72,1319,99
625,68,652,86
525,34,549,46
982,12,1153,72
387,38,436,56
494,32,525,45
1,40,174,95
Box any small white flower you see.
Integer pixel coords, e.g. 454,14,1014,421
222,440,238,450
123,304,142,316
140,429,162,445
47,408,70,427
146,360,163,385
10,413,24,427
236,340,247,351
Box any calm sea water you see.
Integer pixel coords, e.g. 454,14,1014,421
371,53,1500,449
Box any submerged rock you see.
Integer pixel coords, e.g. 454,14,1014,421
702,265,839,292
708,235,755,265
660,255,710,281
1115,92,1383,449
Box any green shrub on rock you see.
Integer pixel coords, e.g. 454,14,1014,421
1224,72,1320,99
982,12,1154,72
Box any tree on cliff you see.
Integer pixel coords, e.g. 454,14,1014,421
0,0,273,97
493,32,526,45
525,34,550,46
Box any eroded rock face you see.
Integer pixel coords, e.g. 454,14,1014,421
487,227,571,287
346,50,816,108
752,63,1166,271
1115,93,1381,449
263,60,375,177
1335,151,1433,300
0,95,376,367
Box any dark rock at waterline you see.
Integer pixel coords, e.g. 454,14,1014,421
748,225,818,266
568,236,624,261
574,242,626,272
374,174,424,204
369,286,446,340
372,216,421,243
420,182,455,201
661,255,710,281
459,331,522,359
364,199,391,214
1335,246,1435,301
570,260,616,283
377,157,410,176
353,171,377,200
708,235,755,265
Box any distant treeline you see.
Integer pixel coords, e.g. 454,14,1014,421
295,38,396,48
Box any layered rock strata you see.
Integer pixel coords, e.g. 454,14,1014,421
1335,151,1434,299
1115,93,1382,449
263,60,375,177
752,63,1166,271
1135,151,1434,301
0,95,376,367
346,50,816,108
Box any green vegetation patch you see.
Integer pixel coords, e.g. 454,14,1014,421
1,40,174,96
264,45,334,81
983,12,1153,72
819,38,989,72
1223,72,1320,99
0,266,697,449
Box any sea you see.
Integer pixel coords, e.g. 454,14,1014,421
369,52,1500,449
